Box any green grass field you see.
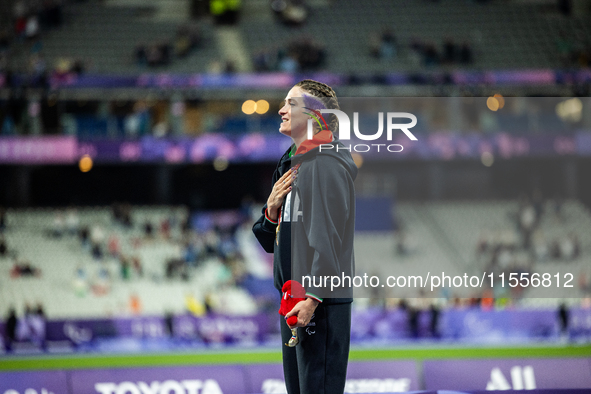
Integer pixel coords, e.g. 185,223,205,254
1,344,590,371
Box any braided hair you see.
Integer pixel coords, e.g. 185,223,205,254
295,79,340,136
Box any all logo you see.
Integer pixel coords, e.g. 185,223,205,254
486,365,536,390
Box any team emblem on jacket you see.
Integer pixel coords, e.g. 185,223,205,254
283,190,303,223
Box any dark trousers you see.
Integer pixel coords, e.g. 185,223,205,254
280,302,351,394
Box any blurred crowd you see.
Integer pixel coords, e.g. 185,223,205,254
409,36,474,67
3,304,47,352
11,0,63,42
38,204,252,313
475,191,587,298
270,0,309,27
134,24,203,68
556,28,591,69
369,29,398,61
253,36,325,73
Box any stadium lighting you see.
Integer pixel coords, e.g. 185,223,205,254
481,151,494,167
79,155,93,172
556,98,583,123
242,100,257,115
213,156,229,171
255,100,269,114
493,94,505,109
486,97,499,112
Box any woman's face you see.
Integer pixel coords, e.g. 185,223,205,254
278,85,310,140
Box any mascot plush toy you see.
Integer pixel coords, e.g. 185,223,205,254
279,280,306,347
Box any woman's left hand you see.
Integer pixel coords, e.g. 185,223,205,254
285,298,319,329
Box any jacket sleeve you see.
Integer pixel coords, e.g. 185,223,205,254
252,165,281,254
252,204,278,253
296,157,355,300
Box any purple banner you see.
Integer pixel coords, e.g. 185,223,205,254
70,365,245,394
0,361,589,393
173,313,272,344
43,313,273,347
0,132,589,164
28,308,591,348
424,358,591,391
46,316,169,344
75,134,291,164
4,308,588,353
0,69,578,89
0,370,69,394
245,361,419,393
0,136,77,164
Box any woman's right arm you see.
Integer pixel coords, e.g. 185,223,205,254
252,168,293,253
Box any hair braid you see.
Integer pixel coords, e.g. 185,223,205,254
295,79,340,136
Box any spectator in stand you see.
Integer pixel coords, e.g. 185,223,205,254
0,207,6,232
165,311,174,336
25,13,40,41
144,220,154,239
278,51,298,73
41,0,63,29
135,44,147,66
65,208,79,235
424,42,440,66
79,225,90,250
181,215,191,234
93,264,111,295
442,37,457,64
17,304,33,342
532,230,549,262
30,304,47,349
129,293,142,315
518,200,536,249
175,24,202,58
560,234,577,261
558,303,569,337
571,233,581,259
184,242,197,266
556,30,576,67
13,1,28,39
253,47,277,72
146,44,163,67
121,204,133,228
459,41,473,64
131,256,143,277
550,238,562,260
551,194,564,222
120,256,131,280
429,303,440,338
0,235,7,257
108,235,120,258
160,41,171,65
271,0,308,26
161,217,171,239
10,258,41,278
475,230,489,260
370,29,397,60
579,271,590,294
51,211,65,238
532,188,544,222
4,307,17,352
0,29,10,52
90,225,105,260
73,264,88,297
